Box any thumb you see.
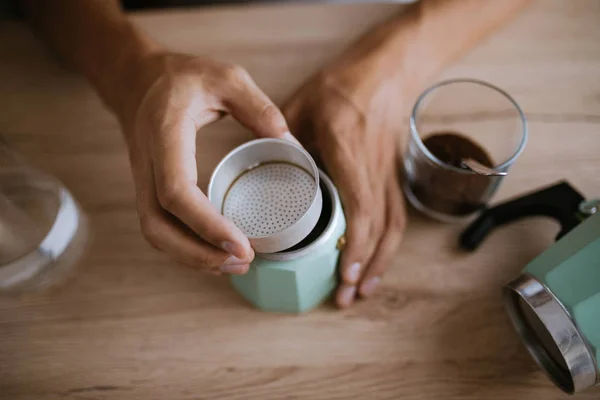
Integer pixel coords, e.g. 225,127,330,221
221,66,301,145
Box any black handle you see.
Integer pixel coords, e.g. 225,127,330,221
460,181,585,251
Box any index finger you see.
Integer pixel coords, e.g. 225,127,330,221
148,109,252,260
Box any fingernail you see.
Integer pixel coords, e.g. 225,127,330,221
220,264,250,275
283,132,302,146
360,277,381,297
338,285,356,308
345,262,361,284
222,240,251,260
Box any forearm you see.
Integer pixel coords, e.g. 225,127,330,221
328,0,533,99
19,0,160,120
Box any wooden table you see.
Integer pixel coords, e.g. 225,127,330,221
1,1,600,399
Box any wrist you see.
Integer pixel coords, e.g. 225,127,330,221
320,44,412,113
94,23,164,127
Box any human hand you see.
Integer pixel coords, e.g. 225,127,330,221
118,53,295,275
283,62,408,307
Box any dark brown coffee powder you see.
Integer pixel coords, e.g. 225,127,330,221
423,133,494,169
409,132,497,216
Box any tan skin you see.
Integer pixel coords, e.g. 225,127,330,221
283,66,408,304
122,54,295,275
20,0,532,307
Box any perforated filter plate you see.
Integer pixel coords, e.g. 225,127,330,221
208,138,323,253
223,162,317,237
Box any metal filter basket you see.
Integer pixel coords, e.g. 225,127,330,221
208,139,323,254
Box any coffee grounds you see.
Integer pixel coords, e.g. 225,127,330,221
423,133,493,169
408,132,497,216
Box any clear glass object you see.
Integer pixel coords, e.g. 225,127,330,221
0,139,89,293
403,79,528,222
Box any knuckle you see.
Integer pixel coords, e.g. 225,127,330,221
392,214,407,234
346,218,372,250
350,201,373,227
370,214,386,236
388,210,407,236
190,252,215,269
140,216,161,249
222,63,249,82
260,103,281,120
156,180,183,211
259,104,286,130
385,219,405,249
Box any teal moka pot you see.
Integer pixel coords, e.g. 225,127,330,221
461,181,600,394
208,139,346,313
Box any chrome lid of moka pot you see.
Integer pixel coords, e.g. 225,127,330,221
208,138,322,254
504,274,599,394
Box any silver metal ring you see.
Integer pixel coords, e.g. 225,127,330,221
503,274,599,394
257,169,341,261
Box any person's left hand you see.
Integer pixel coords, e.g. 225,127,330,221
282,60,408,308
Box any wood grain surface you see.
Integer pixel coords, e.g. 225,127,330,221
1,1,600,399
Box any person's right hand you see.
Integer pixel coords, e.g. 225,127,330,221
118,53,294,275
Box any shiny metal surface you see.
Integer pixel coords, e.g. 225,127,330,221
208,139,322,254
258,170,342,261
579,199,600,217
223,162,317,236
504,274,599,394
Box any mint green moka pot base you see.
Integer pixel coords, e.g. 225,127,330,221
231,171,346,313
504,212,600,394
